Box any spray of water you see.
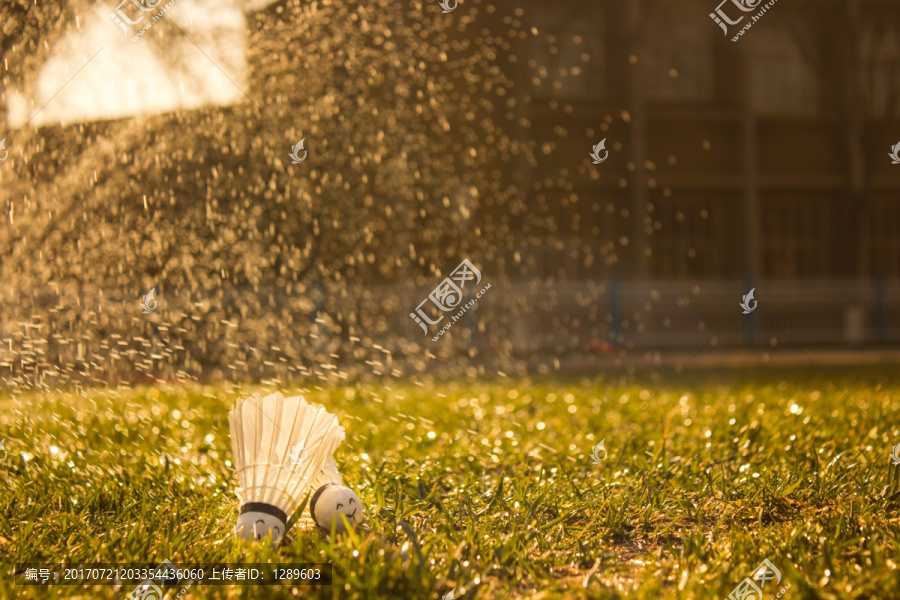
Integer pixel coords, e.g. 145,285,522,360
0,0,656,392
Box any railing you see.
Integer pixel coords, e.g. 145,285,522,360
1,279,897,385
412,278,900,353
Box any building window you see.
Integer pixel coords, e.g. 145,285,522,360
859,26,900,117
749,28,819,112
866,198,900,277
760,195,832,278
649,195,723,279
644,19,713,102
528,4,604,98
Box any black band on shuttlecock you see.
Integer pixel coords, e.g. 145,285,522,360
309,483,339,516
240,502,287,524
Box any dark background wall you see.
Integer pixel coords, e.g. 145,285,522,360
1,0,898,389
489,0,900,281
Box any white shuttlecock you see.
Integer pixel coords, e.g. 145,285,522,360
229,391,346,546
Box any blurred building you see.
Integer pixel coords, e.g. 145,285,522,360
2,0,899,384
503,0,900,281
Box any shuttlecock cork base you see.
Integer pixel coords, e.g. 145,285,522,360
310,483,364,533
229,391,347,548
235,503,288,545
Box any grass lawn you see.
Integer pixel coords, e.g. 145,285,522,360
1,366,899,598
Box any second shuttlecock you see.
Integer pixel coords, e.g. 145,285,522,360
229,391,346,546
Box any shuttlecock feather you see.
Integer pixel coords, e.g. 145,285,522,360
229,391,345,545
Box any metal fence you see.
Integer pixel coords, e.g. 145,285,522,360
1,279,897,386
423,278,900,354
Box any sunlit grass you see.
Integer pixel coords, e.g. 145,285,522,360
1,367,899,598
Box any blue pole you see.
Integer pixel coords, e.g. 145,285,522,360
875,278,886,343
609,278,620,343
745,278,756,346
